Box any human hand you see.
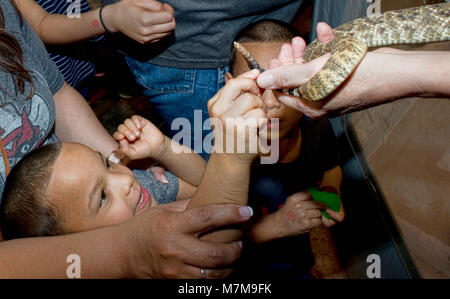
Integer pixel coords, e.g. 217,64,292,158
102,0,176,44
113,115,166,160
321,204,345,228
309,186,346,228
120,203,253,278
149,165,169,184
274,192,327,238
257,23,410,118
207,69,266,162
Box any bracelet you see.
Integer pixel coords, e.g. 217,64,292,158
99,5,114,34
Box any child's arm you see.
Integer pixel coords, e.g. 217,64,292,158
113,115,206,188
186,70,266,244
245,192,326,244
318,165,345,226
16,0,175,45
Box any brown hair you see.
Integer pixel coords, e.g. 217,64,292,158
230,20,301,76
0,142,64,240
0,0,34,102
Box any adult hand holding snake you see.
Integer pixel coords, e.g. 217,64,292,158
257,4,450,119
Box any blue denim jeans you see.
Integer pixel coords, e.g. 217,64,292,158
126,57,229,159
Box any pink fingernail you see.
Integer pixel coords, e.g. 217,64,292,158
239,206,253,217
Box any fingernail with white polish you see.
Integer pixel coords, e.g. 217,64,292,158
239,206,253,217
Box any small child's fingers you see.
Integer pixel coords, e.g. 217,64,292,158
113,131,125,141
236,69,260,80
296,200,326,210
322,215,336,228
326,209,345,223
131,115,143,130
119,139,131,154
124,119,140,136
288,191,312,201
117,124,137,141
307,209,322,219
309,218,322,228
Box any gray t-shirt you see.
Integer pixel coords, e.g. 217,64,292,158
110,0,303,68
0,0,64,197
132,169,179,205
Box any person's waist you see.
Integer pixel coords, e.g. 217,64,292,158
145,55,230,69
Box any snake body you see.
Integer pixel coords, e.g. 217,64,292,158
234,3,450,102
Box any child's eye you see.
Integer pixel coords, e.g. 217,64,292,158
99,190,108,208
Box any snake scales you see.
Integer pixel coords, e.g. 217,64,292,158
234,3,450,102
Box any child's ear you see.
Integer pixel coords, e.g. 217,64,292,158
225,72,233,83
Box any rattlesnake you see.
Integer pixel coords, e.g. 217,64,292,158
234,2,449,102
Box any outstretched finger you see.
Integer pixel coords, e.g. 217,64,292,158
212,77,260,116
257,54,330,90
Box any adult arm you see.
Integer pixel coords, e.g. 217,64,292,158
257,23,450,119
53,82,118,157
16,0,175,44
0,202,251,278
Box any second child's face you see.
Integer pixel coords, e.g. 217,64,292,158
230,41,303,140
46,143,157,234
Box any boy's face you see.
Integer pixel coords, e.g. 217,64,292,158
46,143,157,234
229,41,303,140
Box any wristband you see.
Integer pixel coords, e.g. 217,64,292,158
99,6,114,34
308,187,341,220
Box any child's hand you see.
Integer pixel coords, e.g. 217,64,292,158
321,203,345,228
274,192,327,237
113,115,166,160
207,69,266,162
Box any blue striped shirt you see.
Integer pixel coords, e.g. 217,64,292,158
35,0,104,87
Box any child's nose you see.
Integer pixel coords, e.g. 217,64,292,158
262,90,281,111
110,171,135,197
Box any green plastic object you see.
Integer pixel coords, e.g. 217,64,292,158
307,188,341,220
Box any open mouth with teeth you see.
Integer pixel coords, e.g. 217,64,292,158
135,187,151,214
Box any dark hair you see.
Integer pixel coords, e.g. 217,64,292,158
0,143,64,240
230,20,302,75
0,0,35,102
